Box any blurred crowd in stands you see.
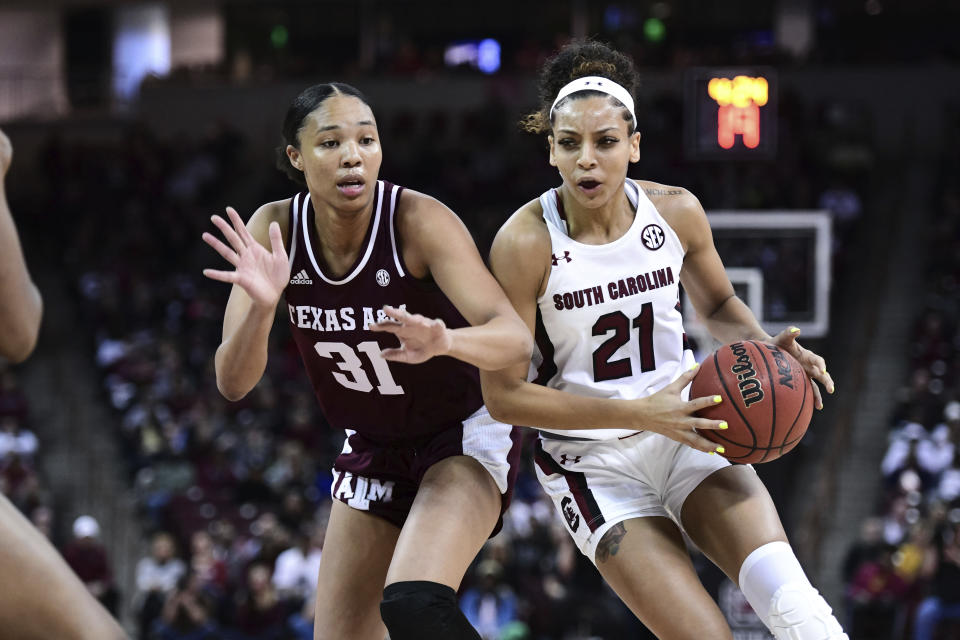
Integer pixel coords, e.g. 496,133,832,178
842,109,960,640
0,64,879,638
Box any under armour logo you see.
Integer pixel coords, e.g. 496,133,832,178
561,496,580,532
551,251,572,266
559,454,581,465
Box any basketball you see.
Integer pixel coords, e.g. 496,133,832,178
691,340,814,464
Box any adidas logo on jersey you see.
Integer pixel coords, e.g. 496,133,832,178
290,269,313,285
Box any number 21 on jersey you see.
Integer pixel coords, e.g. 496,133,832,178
314,341,405,395
592,301,655,382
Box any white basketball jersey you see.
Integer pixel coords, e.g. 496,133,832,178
531,180,696,440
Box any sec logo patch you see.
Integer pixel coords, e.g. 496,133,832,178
641,224,665,250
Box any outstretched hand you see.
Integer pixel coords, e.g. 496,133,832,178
202,207,290,309
370,305,453,364
638,364,728,454
771,326,834,410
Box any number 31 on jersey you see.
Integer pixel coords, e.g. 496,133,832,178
314,341,405,395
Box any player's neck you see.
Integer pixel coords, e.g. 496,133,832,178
311,193,376,256
559,185,635,245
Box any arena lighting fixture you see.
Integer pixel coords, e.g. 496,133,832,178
443,39,501,74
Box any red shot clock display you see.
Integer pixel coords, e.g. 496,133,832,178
685,67,777,159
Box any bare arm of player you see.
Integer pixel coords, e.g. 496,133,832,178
479,208,726,453
659,184,835,408
0,129,42,363
203,203,290,401
370,191,532,370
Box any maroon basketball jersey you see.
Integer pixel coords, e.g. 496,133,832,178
283,181,483,444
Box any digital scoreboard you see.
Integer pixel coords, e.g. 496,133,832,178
685,67,777,159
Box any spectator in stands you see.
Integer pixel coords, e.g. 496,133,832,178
939,456,960,503
882,495,914,546
0,415,38,462
882,420,928,482
152,571,220,640
916,401,959,480
0,368,30,423
62,515,120,615
286,593,316,640
842,517,885,585
846,543,909,640
913,522,960,640
231,561,287,640
136,531,187,640
272,523,323,603
189,530,229,593
460,559,519,640
29,504,54,539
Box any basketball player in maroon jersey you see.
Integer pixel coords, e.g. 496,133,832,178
202,84,531,640
481,42,846,639
0,128,126,639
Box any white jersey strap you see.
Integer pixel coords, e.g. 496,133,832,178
539,180,641,238
538,189,566,232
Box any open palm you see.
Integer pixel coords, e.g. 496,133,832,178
202,206,290,308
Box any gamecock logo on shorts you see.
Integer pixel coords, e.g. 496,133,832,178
641,224,665,250
561,496,580,532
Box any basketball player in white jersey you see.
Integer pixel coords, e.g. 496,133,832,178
0,128,126,639
481,42,847,639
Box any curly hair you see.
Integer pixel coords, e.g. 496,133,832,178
275,82,372,186
520,40,641,135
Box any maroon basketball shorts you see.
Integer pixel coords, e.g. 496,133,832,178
330,406,522,535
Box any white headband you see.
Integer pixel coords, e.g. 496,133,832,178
549,76,636,128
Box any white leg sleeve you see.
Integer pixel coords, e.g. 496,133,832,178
738,541,849,640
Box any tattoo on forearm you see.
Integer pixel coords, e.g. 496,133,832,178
596,522,627,563
643,188,683,196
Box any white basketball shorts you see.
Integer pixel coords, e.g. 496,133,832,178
534,431,748,562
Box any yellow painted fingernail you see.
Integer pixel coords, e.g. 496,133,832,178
716,446,725,454
713,395,722,403
829,385,835,394
790,327,800,333
719,421,728,430
822,368,828,374
709,451,716,455
689,363,700,371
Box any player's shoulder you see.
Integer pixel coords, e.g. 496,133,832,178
633,179,708,244
393,186,460,234
247,198,293,247
253,198,291,222
634,180,704,220
493,198,551,257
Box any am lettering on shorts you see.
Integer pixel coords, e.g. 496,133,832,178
281,182,484,441
332,470,395,510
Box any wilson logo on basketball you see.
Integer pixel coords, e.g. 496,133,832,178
730,342,765,407
764,344,796,390
641,224,665,250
